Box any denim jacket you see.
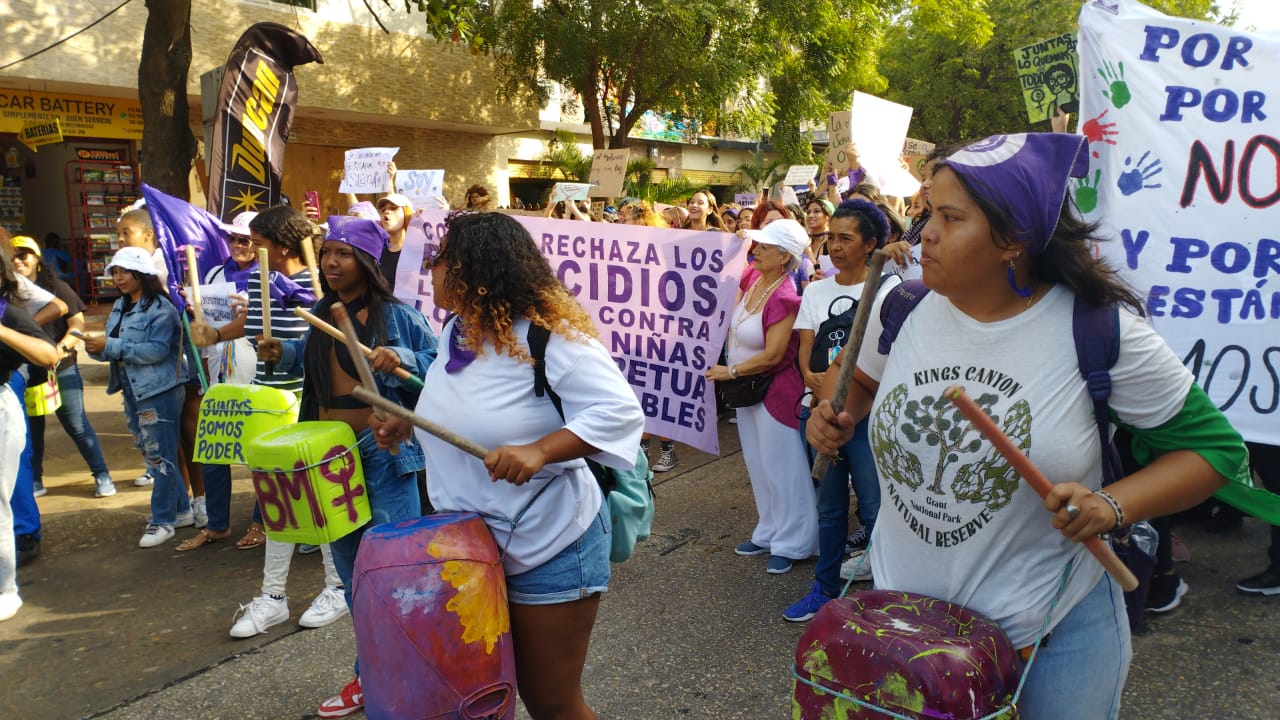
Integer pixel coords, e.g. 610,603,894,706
277,300,438,418
89,295,185,400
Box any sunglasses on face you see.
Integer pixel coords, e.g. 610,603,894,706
228,235,252,246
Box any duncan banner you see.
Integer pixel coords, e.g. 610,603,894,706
207,23,322,221
395,212,750,455
1078,0,1279,444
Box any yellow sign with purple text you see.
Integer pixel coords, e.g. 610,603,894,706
0,89,143,140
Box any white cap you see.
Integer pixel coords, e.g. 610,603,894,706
106,246,160,276
229,211,258,236
745,219,810,263
377,193,414,211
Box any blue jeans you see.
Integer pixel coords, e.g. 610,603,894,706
121,383,188,526
203,462,232,533
506,505,611,605
8,373,39,539
1018,573,1131,718
0,385,26,597
799,408,880,597
30,364,112,484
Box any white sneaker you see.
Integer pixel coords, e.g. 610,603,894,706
230,594,290,638
139,523,175,548
299,585,349,628
133,473,153,487
839,549,873,582
0,592,22,621
174,510,196,528
652,447,678,473
192,496,208,529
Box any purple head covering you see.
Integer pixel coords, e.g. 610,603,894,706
325,215,388,262
347,201,381,221
939,133,1088,256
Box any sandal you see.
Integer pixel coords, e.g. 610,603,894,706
236,524,267,550
176,528,232,552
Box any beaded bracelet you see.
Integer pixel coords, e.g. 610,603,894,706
1094,489,1125,531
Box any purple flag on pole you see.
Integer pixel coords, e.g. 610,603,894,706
142,184,233,309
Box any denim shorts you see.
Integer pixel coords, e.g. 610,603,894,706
506,507,611,606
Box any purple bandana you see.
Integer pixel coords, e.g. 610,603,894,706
939,133,1088,255
268,271,318,307
445,319,475,373
325,215,389,262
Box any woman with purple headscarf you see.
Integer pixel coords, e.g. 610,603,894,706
806,133,1247,718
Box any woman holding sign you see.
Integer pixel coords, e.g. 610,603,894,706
368,211,644,720
804,133,1247,718
83,247,188,548
258,215,437,719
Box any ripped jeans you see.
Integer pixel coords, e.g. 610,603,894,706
121,382,188,526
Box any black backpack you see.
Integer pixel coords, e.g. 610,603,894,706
810,274,895,373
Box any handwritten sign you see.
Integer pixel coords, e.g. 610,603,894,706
1079,0,1279,444
828,111,854,171
244,421,370,544
1014,32,1080,123
551,182,593,203
783,164,819,187
19,117,62,151
194,281,239,327
395,212,750,455
396,169,445,210
339,147,399,194
589,149,631,198
194,384,300,465
903,137,937,180
734,192,759,206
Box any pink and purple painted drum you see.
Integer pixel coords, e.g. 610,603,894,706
352,512,515,720
793,590,1021,719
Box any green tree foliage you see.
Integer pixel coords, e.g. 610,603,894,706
733,150,784,194
539,129,592,181
397,0,889,160
877,0,1232,146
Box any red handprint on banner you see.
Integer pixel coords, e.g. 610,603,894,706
1082,109,1119,146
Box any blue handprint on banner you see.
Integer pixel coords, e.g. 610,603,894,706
1117,151,1163,196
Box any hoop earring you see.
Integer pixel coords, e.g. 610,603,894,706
1007,258,1033,299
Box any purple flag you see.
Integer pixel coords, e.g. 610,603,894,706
142,184,233,309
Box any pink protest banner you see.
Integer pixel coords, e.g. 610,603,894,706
395,212,750,454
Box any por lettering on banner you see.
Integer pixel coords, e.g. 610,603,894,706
1078,0,1278,444
394,212,750,455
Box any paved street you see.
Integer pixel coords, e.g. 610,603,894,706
2,354,1279,719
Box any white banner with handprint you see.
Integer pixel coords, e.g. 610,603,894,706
1079,0,1280,444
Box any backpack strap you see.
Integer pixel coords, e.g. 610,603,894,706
527,322,565,418
1072,297,1123,486
877,279,931,355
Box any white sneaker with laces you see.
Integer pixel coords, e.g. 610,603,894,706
192,496,208,529
229,594,290,638
133,473,153,487
839,549,873,582
653,447,678,473
299,585,349,628
139,523,175,548
174,510,196,528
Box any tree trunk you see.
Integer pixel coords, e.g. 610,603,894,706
139,0,196,200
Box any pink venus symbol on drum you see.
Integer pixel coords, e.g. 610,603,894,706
252,445,366,532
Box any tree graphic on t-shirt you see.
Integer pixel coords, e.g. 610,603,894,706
874,386,1027,513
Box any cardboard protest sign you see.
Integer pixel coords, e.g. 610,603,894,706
1078,0,1279,444
588,149,630,198
194,384,300,465
783,164,819,187
395,212,750,455
734,192,759,206
339,147,399,194
1014,32,1080,123
396,169,444,209
551,182,593,203
827,111,855,171
850,91,917,195
903,137,937,181
590,200,605,221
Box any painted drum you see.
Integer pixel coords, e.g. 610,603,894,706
23,374,60,416
194,383,299,465
793,590,1021,719
353,512,516,720
243,421,370,544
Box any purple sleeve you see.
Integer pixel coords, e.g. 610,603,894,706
847,167,866,188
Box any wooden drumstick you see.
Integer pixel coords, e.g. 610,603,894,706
332,302,398,455
258,247,274,375
811,250,888,479
293,306,423,388
944,385,1140,592
184,245,206,323
351,385,489,460
300,235,323,298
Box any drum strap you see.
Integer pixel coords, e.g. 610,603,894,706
474,476,561,561
797,559,1076,720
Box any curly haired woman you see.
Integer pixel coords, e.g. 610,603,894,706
371,212,644,720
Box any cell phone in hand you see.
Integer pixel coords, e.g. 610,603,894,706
68,329,86,339
304,190,321,211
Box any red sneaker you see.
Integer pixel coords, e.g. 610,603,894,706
317,676,363,718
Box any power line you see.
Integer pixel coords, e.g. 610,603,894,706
0,0,135,73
